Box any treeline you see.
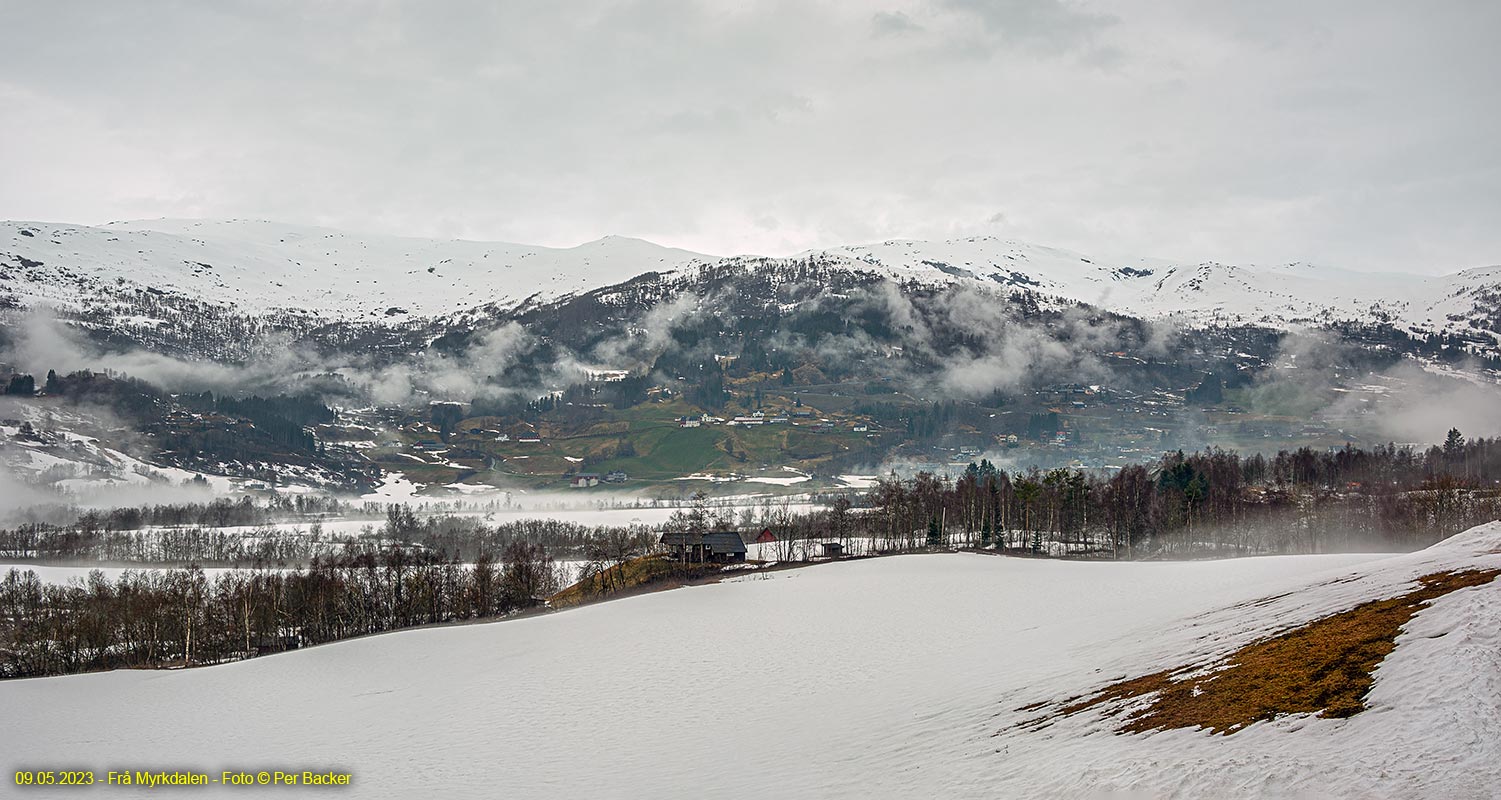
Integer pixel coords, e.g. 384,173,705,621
867,432,1501,557
0,503,657,566
0,496,350,552
382,506,657,563
80,495,346,531
0,542,560,679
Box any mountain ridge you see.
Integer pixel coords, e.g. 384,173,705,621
3,219,1499,348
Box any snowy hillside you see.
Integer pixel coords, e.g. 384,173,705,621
0,219,710,319
4,219,1499,341
813,237,1501,341
7,526,1500,798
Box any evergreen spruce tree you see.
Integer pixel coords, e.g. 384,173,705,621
3,374,35,396
1444,427,1465,458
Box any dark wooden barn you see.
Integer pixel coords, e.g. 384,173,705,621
660,530,748,563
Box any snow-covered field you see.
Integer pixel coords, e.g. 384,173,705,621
5,526,1500,798
360,472,821,525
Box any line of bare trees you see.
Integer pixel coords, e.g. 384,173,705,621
0,541,559,679
0,506,657,566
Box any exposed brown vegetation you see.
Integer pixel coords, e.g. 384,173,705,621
1043,568,1500,735
547,555,726,608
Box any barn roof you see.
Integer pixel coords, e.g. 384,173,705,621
659,531,746,555
702,531,747,555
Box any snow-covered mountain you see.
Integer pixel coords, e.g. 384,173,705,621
815,237,1501,341
0,219,711,319
3,219,1499,344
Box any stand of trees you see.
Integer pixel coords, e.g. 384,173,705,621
0,541,560,679
1,504,657,566
867,432,1501,557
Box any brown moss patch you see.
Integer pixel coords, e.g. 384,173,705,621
1050,568,1499,735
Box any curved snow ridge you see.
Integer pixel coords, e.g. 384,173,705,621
1419,519,1501,555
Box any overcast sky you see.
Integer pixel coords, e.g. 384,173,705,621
1,1,1497,272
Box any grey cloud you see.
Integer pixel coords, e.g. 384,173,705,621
872,11,922,36
938,0,1117,51
0,309,542,408
0,1,1497,273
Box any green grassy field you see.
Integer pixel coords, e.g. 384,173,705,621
368,388,889,493
593,425,728,479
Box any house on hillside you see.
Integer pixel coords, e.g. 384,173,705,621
604,470,629,483
754,528,777,544
820,542,845,558
570,473,600,489
702,532,747,562
660,530,747,563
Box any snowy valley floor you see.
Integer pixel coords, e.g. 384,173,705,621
5,525,1501,799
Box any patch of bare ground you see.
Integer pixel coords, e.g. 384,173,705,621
548,555,726,608
1024,568,1500,736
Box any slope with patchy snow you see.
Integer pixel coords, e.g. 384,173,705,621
5,524,1499,798
814,236,1501,339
